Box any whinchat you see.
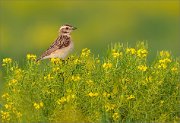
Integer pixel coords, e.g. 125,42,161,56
36,24,77,61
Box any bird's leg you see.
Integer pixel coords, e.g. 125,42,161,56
66,57,70,64
62,59,66,65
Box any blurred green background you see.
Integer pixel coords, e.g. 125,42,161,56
0,0,179,78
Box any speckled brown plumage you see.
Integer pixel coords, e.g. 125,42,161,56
36,24,76,61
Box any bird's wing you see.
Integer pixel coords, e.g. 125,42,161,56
40,35,70,59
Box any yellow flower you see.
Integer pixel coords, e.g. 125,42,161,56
57,94,75,104
112,112,119,121
71,75,81,81
2,58,12,66
103,92,111,98
171,67,178,72
86,80,94,86
94,93,99,96
2,93,9,100
57,97,67,104
102,62,112,70
71,94,75,99
146,76,152,82
33,102,43,110
126,48,136,55
16,112,22,118
81,48,91,57
160,51,170,58
127,95,135,100
1,111,10,121
52,67,60,72
105,103,116,112
14,68,23,75
88,92,94,97
26,54,37,60
88,92,99,97
74,59,81,64
137,65,147,72
159,58,171,63
160,100,164,104
44,74,54,80
112,52,122,58
137,49,148,58
8,79,18,86
158,64,167,69
66,96,70,102
50,58,61,64
4,103,13,109
39,102,44,107
33,103,40,110
158,58,171,69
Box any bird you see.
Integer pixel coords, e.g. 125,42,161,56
36,24,77,62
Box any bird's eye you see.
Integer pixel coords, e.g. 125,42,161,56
66,27,69,30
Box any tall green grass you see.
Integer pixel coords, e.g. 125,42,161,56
0,42,179,122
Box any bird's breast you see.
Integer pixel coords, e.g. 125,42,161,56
52,41,74,59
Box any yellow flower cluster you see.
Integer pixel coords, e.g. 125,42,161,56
126,48,148,58
112,49,122,58
159,58,171,63
43,88,55,95
102,62,112,70
71,75,81,81
8,79,18,86
2,103,22,120
171,67,178,72
137,65,147,72
105,103,116,112
1,111,10,121
112,112,119,121
57,97,66,104
158,58,171,69
146,76,152,82
14,68,23,75
33,102,44,110
103,92,111,98
50,58,61,64
44,74,54,80
81,48,91,57
74,58,81,64
126,48,136,55
26,54,37,60
52,67,60,72
57,94,75,105
2,58,12,66
16,112,22,118
137,49,148,58
2,93,9,100
86,80,94,86
4,103,13,110
160,51,170,58
88,92,99,97
127,95,135,100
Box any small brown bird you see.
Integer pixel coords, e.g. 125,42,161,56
36,24,77,62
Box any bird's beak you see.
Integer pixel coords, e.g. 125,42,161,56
72,27,77,30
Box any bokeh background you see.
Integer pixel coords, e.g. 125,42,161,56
0,0,180,86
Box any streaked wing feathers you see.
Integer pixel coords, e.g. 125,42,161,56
40,35,70,58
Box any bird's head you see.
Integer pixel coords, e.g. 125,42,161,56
59,24,77,35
